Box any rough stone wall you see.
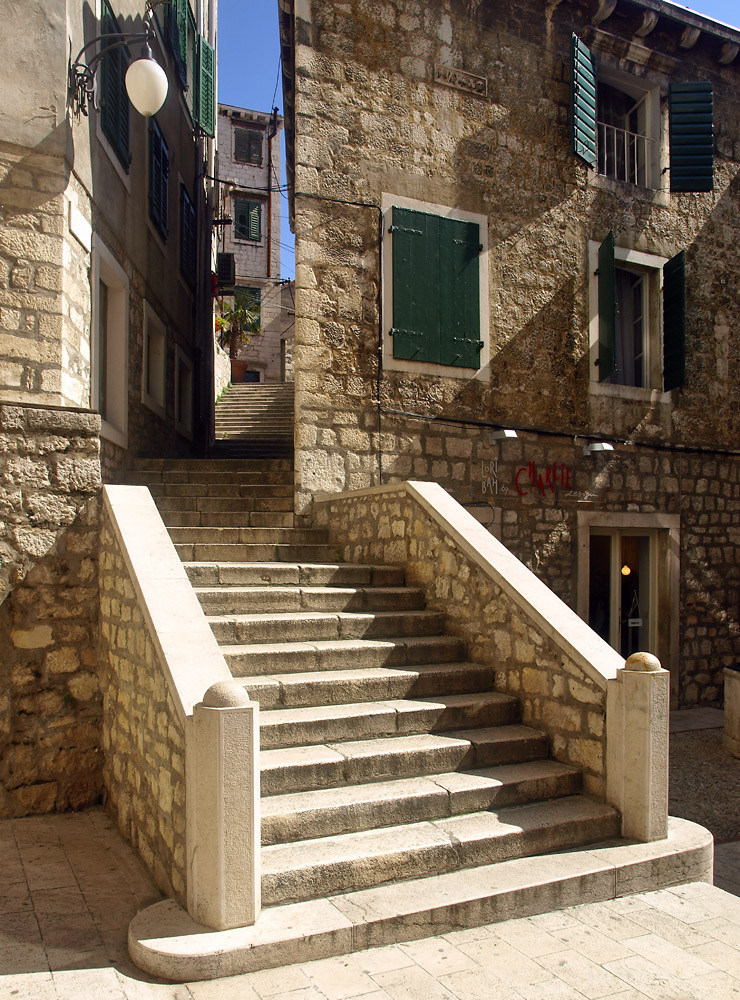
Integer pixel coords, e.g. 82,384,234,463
289,0,740,706
0,132,67,405
315,488,607,797
0,402,102,817
98,506,187,903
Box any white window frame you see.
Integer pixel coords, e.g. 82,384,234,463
91,236,129,449
381,192,490,382
175,346,194,439
595,63,662,191
142,301,167,418
588,240,671,401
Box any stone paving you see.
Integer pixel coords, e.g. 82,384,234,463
1,709,739,999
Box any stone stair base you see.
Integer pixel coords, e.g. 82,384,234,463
128,817,713,982
129,817,712,982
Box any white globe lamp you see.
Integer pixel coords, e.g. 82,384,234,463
125,42,168,117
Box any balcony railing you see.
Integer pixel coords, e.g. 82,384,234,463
598,121,655,188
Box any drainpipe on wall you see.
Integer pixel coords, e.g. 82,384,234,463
267,106,279,279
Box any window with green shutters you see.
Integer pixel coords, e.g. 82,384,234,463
389,206,482,370
234,199,261,242
180,186,196,285
570,35,714,193
234,128,263,165
100,0,130,171
149,120,169,240
595,233,686,392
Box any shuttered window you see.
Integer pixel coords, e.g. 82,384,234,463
571,38,714,192
180,186,196,285
149,120,169,240
390,206,482,369
234,128,263,165
662,251,686,390
169,0,189,85
670,83,714,192
195,34,216,137
234,199,261,242
597,233,686,390
100,0,130,171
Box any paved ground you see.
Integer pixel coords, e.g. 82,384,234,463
1,708,739,1000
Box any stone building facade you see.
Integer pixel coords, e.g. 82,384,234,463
215,103,294,383
0,0,217,817
279,0,740,707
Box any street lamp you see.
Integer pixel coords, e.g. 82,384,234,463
69,0,170,119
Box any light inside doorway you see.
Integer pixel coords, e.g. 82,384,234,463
589,530,653,657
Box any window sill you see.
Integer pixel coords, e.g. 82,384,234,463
95,119,132,193
142,392,166,420
589,381,671,404
146,217,168,256
590,171,669,206
100,418,128,451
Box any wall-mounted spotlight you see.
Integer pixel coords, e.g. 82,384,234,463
583,441,614,456
491,429,518,440
69,0,170,120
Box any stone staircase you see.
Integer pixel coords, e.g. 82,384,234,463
212,383,294,459
128,457,624,940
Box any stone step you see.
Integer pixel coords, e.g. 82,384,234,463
260,796,619,906
260,726,548,795
161,511,296,528
133,458,292,472
259,692,520,749
207,609,446,645
130,817,713,980
238,662,490,708
175,543,340,563
261,759,583,844
154,496,295,513
184,562,405,588
146,483,293,498
130,470,293,485
195,585,425,615
167,526,327,544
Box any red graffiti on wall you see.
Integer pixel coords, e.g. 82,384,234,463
515,460,572,498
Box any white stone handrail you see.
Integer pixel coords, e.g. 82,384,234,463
102,486,260,930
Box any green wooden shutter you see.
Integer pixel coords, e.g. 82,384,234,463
391,207,481,369
149,121,169,239
670,83,713,192
438,216,481,368
598,231,616,382
100,0,130,171
248,202,261,241
196,34,216,137
391,207,440,364
663,250,686,390
175,0,188,67
571,34,597,168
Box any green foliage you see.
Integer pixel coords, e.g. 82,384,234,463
216,293,261,357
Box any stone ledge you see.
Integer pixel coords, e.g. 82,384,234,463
128,815,712,982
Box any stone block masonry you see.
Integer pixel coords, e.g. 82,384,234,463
0,403,103,818
99,506,187,903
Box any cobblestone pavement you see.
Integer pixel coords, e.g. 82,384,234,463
2,709,739,1000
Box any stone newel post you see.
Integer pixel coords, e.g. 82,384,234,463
187,681,261,929
606,652,669,842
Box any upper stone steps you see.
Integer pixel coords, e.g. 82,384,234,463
236,662,496,709
205,609,447,645
167,526,326,545
155,496,295,514
260,759,584,845
129,470,292,486
184,562,407,588
193,584,426,615
146,483,293,498
258,691,520,748
260,795,619,906
175,542,342,563
162,511,296,529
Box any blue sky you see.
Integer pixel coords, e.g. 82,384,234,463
216,0,740,279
